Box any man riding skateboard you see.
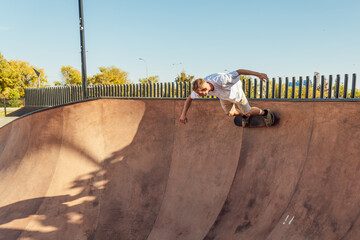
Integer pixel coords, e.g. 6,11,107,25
179,69,274,127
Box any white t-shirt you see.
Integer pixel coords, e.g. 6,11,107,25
190,71,244,102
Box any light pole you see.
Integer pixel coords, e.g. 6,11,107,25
138,58,148,81
78,0,88,99
33,68,41,88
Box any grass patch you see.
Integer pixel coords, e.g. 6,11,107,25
0,111,15,117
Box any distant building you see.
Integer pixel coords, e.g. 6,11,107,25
314,72,321,87
288,80,313,87
287,73,320,87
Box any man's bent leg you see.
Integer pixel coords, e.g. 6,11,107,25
228,105,242,116
236,94,265,117
235,94,251,117
220,99,242,116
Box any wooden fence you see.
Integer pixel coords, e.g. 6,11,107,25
24,74,359,107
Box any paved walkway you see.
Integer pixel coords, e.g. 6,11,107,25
0,117,18,128
0,107,43,128
0,107,20,112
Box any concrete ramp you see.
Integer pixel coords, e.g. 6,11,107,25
0,99,359,240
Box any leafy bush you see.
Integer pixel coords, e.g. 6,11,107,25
8,90,20,107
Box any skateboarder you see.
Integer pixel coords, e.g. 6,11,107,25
179,69,272,127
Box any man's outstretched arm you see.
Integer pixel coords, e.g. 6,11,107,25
236,69,269,82
180,95,192,124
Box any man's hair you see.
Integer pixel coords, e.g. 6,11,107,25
192,78,206,91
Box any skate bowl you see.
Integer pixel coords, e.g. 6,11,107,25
0,98,359,240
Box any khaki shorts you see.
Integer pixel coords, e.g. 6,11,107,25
219,94,251,115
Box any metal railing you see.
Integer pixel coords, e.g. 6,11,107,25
24,74,359,107
244,74,358,100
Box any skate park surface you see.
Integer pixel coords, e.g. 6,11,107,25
0,98,359,240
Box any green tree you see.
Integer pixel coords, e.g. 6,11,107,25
0,53,11,97
139,75,159,84
8,60,47,90
57,66,82,86
8,90,21,107
89,66,130,85
335,85,360,98
355,89,360,98
175,71,194,83
0,53,47,98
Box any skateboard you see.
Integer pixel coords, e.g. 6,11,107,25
234,111,276,128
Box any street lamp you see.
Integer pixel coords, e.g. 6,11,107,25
138,58,149,81
33,68,41,88
78,0,88,99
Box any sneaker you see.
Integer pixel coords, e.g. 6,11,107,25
262,109,273,127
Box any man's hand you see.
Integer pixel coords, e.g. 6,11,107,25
257,73,269,82
180,96,192,124
180,114,188,124
236,69,269,82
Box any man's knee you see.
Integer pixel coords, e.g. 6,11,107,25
227,111,242,117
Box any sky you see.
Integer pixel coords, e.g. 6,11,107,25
1,0,359,87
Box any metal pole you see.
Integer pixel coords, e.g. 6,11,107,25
79,0,88,99
3,98,6,116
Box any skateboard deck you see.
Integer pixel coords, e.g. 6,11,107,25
234,112,276,128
